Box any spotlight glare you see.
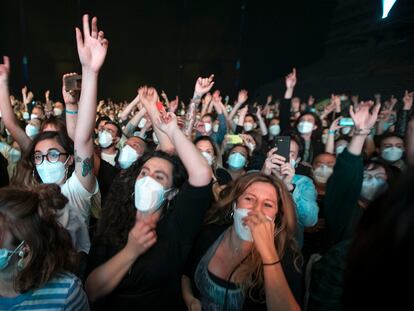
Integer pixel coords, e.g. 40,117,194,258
382,0,397,19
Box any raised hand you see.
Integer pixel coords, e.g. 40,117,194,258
350,101,381,131
45,90,50,102
194,74,214,98
329,116,345,131
266,95,273,105
403,90,413,110
204,92,213,105
237,89,248,105
285,68,297,89
168,96,179,113
155,112,179,138
0,56,10,84
75,15,108,73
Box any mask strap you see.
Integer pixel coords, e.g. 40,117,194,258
9,240,25,257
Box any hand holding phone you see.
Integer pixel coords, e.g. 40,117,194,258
64,74,82,92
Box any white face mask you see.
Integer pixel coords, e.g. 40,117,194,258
243,122,254,132
246,142,256,153
341,126,352,135
118,144,139,169
98,130,113,148
297,121,314,134
266,112,274,119
138,118,147,129
360,176,387,202
213,123,219,133
336,144,347,155
290,158,297,168
201,151,214,166
313,165,334,184
233,117,239,124
233,205,273,242
36,157,69,184
53,108,63,116
381,147,403,162
23,112,30,120
204,122,212,133
134,176,169,213
30,113,39,120
269,124,281,136
25,124,40,138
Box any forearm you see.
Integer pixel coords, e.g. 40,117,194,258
65,104,78,141
120,95,139,121
264,264,300,311
364,135,376,158
325,132,335,154
170,127,212,186
228,102,243,121
0,83,31,151
258,116,268,136
85,247,138,302
348,134,368,156
284,87,294,100
123,109,145,137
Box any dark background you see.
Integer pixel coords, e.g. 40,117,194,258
1,0,413,103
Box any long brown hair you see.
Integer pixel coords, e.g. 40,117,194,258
206,172,300,301
0,184,78,292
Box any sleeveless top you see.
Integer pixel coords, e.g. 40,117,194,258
194,231,245,311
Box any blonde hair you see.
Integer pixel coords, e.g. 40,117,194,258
206,172,301,301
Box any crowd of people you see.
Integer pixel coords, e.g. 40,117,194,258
1,14,413,311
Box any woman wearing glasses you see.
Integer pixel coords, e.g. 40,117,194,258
1,15,108,255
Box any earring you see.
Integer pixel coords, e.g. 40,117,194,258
17,250,25,270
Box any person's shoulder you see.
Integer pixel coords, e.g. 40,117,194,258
293,174,314,185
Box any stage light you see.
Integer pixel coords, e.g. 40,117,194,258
382,0,397,19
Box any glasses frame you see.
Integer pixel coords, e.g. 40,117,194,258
33,148,69,165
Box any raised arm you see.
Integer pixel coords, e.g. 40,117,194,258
325,117,343,154
74,14,108,192
123,106,146,137
256,106,268,136
119,92,140,121
62,72,81,141
228,89,248,122
0,57,32,152
155,106,212,187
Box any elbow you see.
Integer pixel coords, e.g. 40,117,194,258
85,278,99,303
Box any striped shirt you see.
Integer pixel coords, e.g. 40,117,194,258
0,272,89,310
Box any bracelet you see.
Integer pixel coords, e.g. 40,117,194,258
263,259,281,266
328,130,335,135
65,109,78,115
353,127,371,136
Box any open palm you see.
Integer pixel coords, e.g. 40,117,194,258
350,101,380,130
76,15,108,73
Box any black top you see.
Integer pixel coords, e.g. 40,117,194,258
184,224,303,310
0,153,8,188
97,159,121,201
86,181,212,311
216,167,232,185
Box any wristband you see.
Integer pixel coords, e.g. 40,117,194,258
328,130,335,135
65,109,78,115
263,259,281,266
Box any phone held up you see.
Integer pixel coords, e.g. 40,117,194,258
64,74,82,92
272,136,291,162
339,118,354,127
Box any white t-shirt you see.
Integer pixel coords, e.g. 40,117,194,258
58,173,99,254
101,151,117,166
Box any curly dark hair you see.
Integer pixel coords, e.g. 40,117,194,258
95,150,188,246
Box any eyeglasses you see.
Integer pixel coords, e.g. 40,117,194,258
33,149,69,165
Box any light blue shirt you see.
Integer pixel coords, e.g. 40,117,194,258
292,174,319,247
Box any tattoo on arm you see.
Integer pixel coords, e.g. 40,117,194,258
75,150,94,177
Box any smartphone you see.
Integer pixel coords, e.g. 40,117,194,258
64,74,82,92
273,136,291,162
227,134,244,145
339,118,354,127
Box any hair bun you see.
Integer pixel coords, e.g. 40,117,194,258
35,184,68,219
